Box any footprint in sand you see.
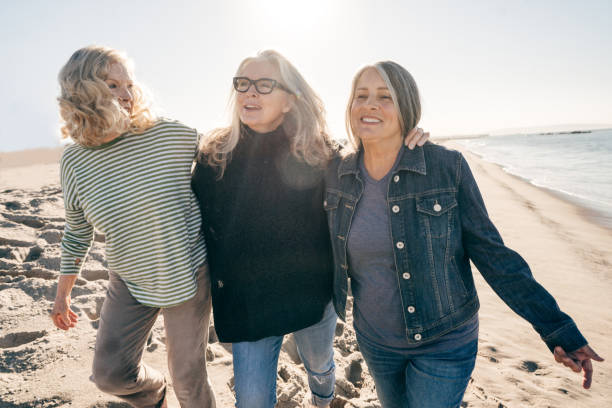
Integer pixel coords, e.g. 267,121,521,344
0,331,47,349
519,360,540,373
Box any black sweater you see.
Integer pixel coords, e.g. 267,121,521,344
191,126,333,342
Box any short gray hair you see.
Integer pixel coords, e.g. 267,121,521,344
345,61,421,150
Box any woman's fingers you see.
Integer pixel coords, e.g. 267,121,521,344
582,358,593,389
583,345,604,362
417,131,430,147
404,127,422,149
50,298,78,330
554,346,581,372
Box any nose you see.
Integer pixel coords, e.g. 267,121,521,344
246,84,258,97
365,97,379,109
119,86,133,102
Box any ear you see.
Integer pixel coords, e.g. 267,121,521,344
282,94,296,113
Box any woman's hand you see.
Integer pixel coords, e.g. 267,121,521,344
404,127,430,149
51,274,79,330
553,345,604,389
51,295,78,330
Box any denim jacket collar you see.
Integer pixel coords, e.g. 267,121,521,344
338,145,428,178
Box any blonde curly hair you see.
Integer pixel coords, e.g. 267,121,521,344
199,50,333,177
57,45,156,147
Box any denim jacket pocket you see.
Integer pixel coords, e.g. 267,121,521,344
416,194,457,239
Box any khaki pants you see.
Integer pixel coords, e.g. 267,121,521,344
91,265,216,408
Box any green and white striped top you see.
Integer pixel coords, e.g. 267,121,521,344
60,120,207,307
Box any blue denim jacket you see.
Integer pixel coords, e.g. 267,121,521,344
325,143,587,352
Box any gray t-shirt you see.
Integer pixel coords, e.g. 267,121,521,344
347,152,478,352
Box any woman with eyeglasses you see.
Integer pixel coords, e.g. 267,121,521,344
191,50,427,407
324,61,603,407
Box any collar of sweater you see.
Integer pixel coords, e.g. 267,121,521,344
240,124,290,154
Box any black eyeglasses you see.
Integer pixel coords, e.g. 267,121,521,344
233,77,291,95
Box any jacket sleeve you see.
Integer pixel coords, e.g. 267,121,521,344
457,153,587,353
59,157,94,275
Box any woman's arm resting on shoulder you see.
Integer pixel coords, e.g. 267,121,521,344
404,127,430,149
554,344,604,389
51,274,79,330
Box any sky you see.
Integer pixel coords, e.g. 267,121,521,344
1,0,611,152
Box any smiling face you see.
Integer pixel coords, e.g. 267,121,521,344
104,62,134,114
236,59,294,133
350,67,402,146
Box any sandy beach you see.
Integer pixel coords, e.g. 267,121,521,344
0,143,610,408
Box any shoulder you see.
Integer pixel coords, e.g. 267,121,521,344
423,142,464,170
60,143,86,170
144,118,197,137
325,148,356,184
422,141,462,161
421,142,470,186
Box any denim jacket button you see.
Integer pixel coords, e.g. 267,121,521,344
402,272,411,280
433,203,442,212
396,241,405,249
407,306,415,313
393,175,400,183
414,333,422,341
392,205,400,213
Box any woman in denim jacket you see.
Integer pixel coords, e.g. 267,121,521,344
324,62,603,407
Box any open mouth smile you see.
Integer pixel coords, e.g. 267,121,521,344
361,116,382,123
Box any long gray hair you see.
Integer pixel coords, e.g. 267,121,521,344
199,50,333,177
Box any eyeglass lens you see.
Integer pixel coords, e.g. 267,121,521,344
234,77,277,94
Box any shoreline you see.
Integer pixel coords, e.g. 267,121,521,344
447,141,612,233
2,144,611,233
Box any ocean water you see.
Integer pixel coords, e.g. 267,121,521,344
458,129,612,228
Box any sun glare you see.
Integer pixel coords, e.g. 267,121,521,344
245,0,338,34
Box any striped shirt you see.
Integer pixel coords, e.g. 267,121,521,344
60,120,207,307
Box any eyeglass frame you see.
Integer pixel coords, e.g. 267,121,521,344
232,76,292,95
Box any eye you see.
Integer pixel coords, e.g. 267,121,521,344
257,79,275,92
236,78,250,88
127,84,134,89
108,83,117,89
355,94,367,99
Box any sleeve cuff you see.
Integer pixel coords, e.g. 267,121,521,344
542,321,588,353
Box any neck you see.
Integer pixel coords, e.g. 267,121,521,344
100,132,122,144
361,135,403,180
246,118,285,134
247,125,283,136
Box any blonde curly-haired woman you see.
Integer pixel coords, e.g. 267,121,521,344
51,45,215,408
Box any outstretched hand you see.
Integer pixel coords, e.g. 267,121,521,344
404,127,429,149
553,345,604,389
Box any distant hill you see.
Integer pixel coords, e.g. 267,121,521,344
488,123,612,136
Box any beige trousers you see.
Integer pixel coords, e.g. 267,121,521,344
91,265,216,408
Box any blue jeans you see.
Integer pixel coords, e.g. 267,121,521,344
356,331,477,408
232,302,337,408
